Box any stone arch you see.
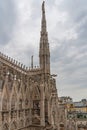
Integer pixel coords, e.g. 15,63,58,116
10,121,17,130
2,123,9,130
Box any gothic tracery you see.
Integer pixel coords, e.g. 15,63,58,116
0,1,59,130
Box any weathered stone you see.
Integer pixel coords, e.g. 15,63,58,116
0,1,59,130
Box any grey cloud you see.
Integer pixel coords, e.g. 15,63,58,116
58,0,87,20
0,0,16,45
51,35,87,100
77,19,87,39
0,0,87,100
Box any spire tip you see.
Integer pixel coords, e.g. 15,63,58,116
42,1,45,12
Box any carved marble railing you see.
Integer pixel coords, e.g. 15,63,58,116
0,52,28,74
0,52,42,75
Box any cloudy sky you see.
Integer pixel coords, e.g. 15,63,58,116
0,0,87,101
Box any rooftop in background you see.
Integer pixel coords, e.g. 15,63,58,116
59,96,73,104
74,99,87,107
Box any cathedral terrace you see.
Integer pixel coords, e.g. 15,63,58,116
0,1,87,130
0,1,59,130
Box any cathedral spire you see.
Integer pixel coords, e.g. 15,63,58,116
39,1,50,74
41,1,46,33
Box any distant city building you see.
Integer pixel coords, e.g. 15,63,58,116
59,96,73,104
60,97,87,130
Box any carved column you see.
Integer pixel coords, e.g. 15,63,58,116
40,82,45,126
48,99,51,124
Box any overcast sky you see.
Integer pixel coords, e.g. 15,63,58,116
0,0,87,101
